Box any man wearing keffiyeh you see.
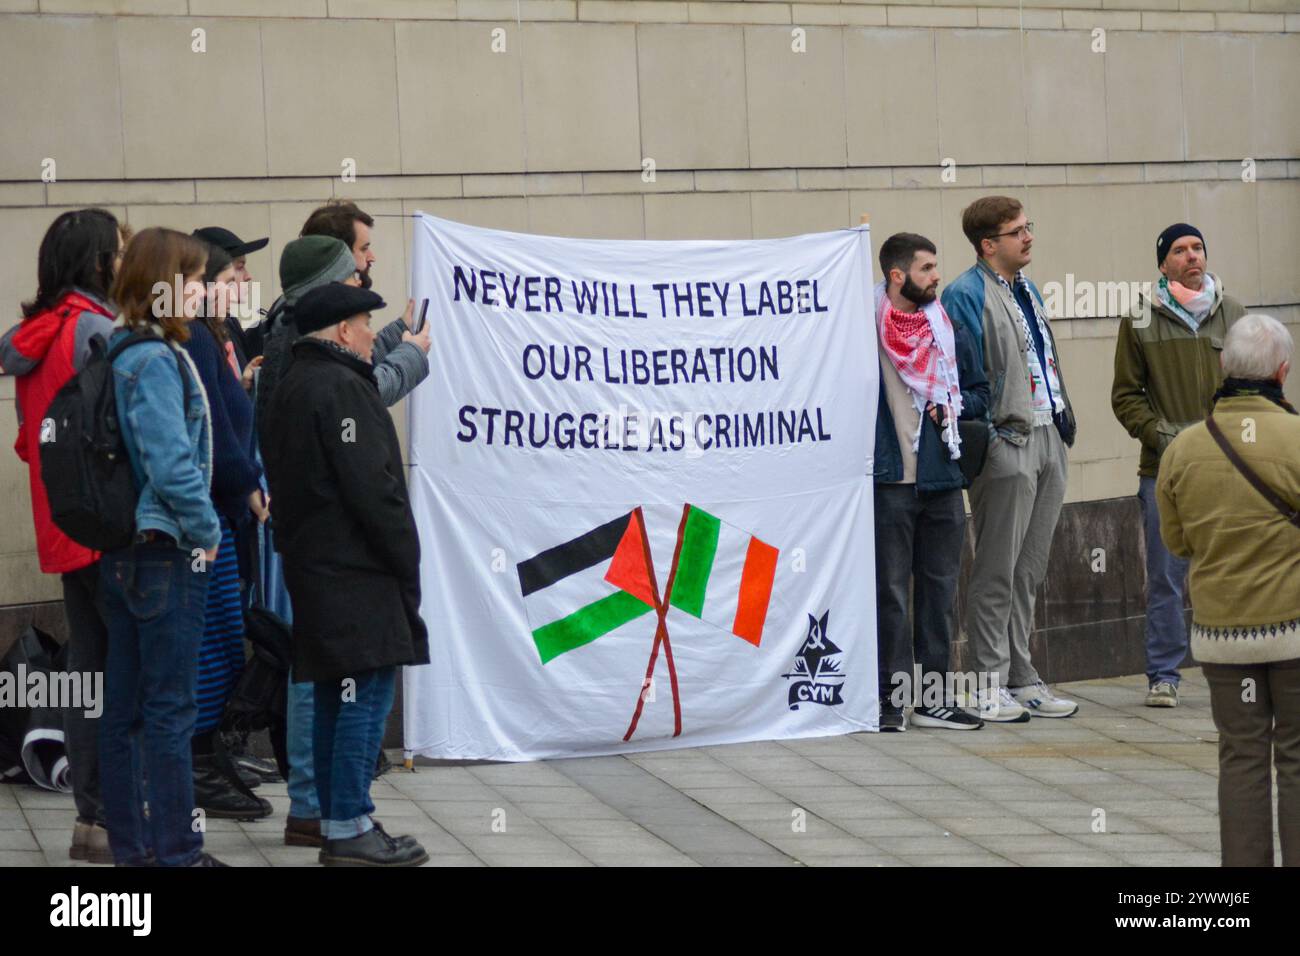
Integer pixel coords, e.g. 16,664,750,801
872,233,989,733
942,196,1080,723
1112,223,1245,709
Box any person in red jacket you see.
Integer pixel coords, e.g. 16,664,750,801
0,208,124,864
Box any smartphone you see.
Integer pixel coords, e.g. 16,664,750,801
413,298,429,335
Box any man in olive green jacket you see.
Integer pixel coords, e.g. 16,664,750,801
1111,224,1244,708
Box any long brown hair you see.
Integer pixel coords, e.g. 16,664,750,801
110,227,208,343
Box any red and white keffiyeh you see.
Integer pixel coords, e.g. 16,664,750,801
873,280,963,460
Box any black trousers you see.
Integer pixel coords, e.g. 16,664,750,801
61,563,109,824
874,485,966,708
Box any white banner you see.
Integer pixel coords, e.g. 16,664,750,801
403,214,878,761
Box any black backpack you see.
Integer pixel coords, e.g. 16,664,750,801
39,331,189,552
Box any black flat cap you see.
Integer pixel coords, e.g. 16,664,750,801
294,282,386,336
193,226,269,258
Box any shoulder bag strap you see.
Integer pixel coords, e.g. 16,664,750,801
1204,415,1300,529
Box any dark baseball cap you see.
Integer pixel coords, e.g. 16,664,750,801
192,226,269,259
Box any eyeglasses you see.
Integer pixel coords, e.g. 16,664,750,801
987,222,1034,241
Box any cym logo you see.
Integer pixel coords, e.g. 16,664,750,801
782,611,846,709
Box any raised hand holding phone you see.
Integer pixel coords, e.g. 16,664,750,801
401,298,431,354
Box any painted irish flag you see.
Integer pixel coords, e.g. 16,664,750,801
517,510,658,664
668,505,779,646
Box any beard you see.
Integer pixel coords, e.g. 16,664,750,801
901,276,938,306
358,267,373,291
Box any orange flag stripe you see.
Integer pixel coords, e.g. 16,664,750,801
732,536,778,646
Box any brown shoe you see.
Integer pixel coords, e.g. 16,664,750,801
284,815,323,848
70,820,114,864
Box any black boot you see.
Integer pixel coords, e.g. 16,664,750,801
319,827,428,867
193,754,273,821
222,730,284,784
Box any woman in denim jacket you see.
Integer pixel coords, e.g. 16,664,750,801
98,228,226,868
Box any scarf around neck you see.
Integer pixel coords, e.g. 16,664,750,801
1156,273,1215,332
873,280,963,460
989,268,1064,423
1214,377,1297,414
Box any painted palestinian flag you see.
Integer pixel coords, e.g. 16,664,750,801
668,505,779,646
517,510,657,664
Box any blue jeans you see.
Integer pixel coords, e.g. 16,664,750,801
98,542,209,867
313,667,395,840
1139,476,1190,686
287,679,319,819
263,521,320,821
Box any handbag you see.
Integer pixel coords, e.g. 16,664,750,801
1205,416,1300,529
956,419,990,485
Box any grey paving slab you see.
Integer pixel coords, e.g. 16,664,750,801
520,801,632,821
19,808,76,829
830,768,946,787
867,834,994,857
1006,851,1121,866
553,754,792,866
534,817,653,837
0,809,28,829
964,834,1093,855
472,851,592,867
835,816,949,838
905,800,1024,819
928,816,1053,837
561,836,696,865
680,786,798,805
767,836,890,860
693,852,803,867
904,852,1018,866
422,854,488,866
0,669,1244,867
1069,833,1199,853
0,849,56,866
12,788,72,809
0,829,39,851
1116,850,1221,866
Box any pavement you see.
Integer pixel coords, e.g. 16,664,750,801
1,668,1278,867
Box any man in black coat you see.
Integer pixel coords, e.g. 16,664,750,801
262,282,430,867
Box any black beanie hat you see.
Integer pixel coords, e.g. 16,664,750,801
1156,223,1205,267
294,282,386,336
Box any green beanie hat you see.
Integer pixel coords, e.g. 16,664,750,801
279,235,356,305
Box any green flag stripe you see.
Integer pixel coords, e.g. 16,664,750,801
668,506,720,617
532,590,654,664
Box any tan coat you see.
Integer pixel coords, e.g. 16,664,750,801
1156,393,1300,664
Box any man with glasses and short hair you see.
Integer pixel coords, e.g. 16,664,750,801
941,196,1079,723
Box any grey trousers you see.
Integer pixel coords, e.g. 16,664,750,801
966,424,1068,688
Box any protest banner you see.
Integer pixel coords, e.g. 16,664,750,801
403,213,878,760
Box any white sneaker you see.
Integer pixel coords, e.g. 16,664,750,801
979,687,1030,723
1145,681,1178,707
1010,680,1079,718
